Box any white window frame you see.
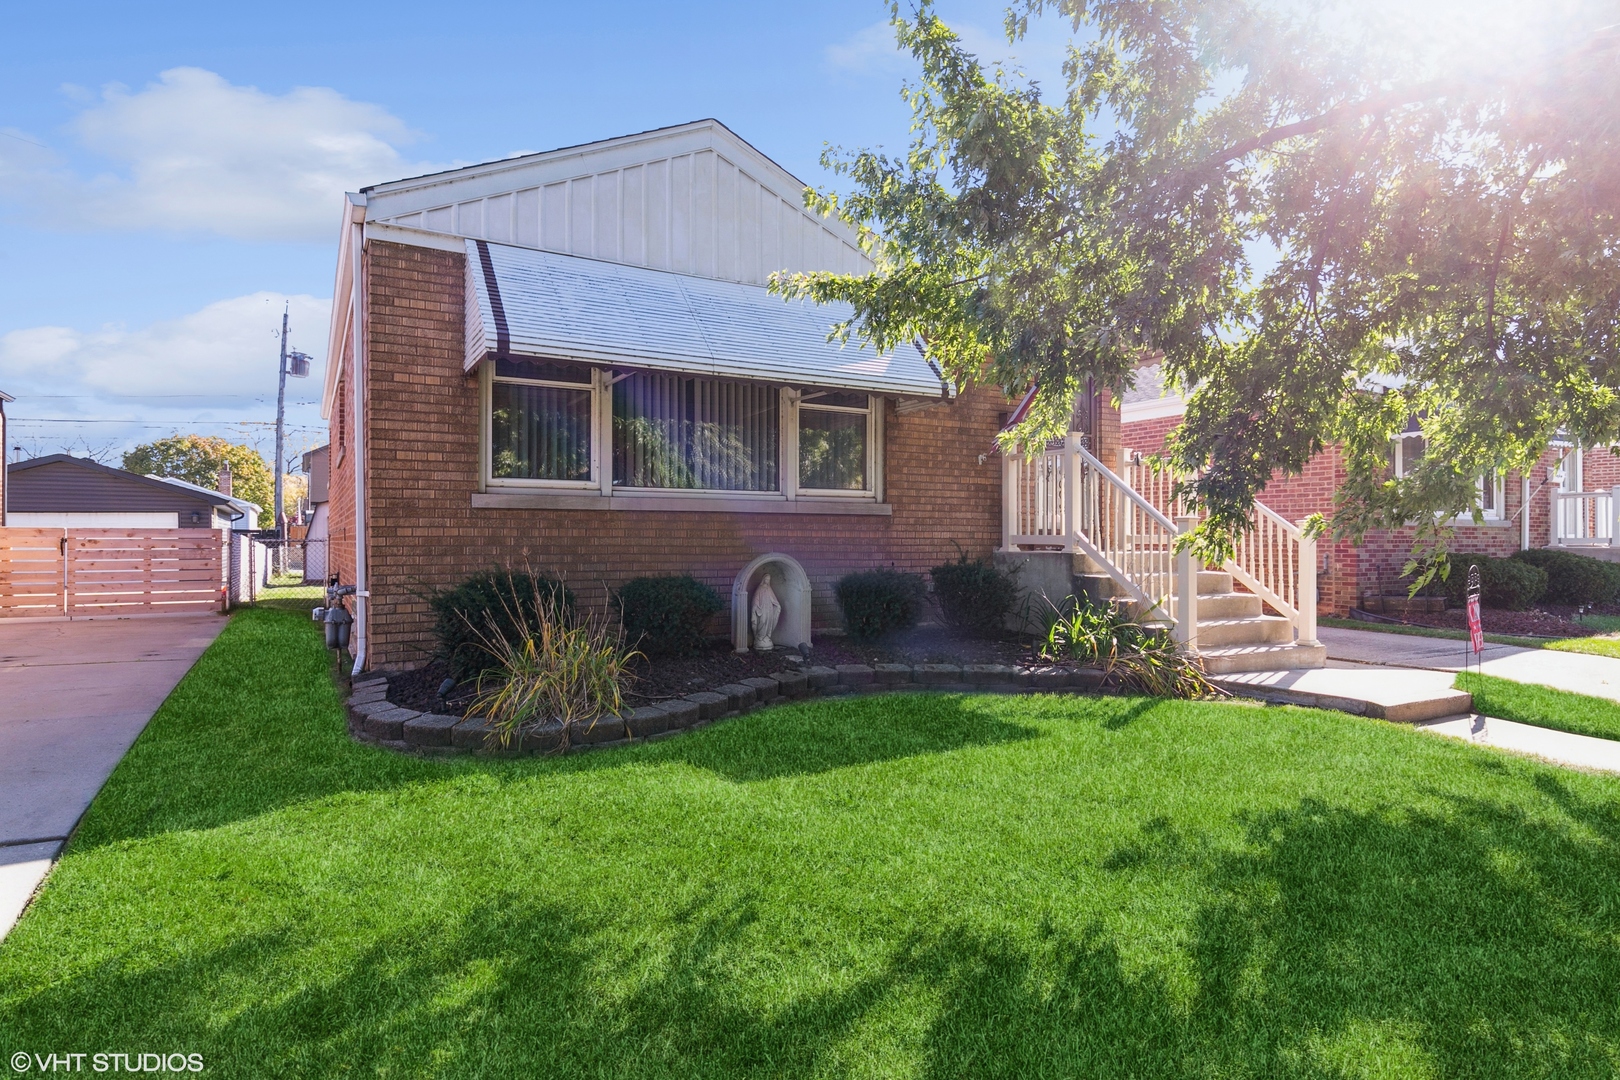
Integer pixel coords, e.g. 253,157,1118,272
483,361,602,491
481,362,883,505
1391,431,1505,523
794,389,881,499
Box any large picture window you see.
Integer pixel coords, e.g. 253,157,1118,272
485,359,883,504
613,373,779,491
490,358,594,482
798,391,870,492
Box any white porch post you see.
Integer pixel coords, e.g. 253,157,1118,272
1610,485,1620,547
1296,519,1320,647
1001,446,1018,551
1548,483,1560,548
1173,515,1199,655
1064,433,1084,551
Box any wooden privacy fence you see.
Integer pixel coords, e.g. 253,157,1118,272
0,528,226,619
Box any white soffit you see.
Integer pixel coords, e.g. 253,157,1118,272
364,119,870,287
465,239,945,398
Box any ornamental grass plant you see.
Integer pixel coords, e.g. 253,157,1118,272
1039,596,1217,699
463,580,639,750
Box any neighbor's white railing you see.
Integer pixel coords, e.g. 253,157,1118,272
1002,434,1198,651
1550,486,1620,548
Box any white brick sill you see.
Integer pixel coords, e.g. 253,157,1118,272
471,491,893,516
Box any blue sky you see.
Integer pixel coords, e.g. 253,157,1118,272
0,0,1073,471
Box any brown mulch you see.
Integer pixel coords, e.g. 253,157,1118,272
386,626,1042,716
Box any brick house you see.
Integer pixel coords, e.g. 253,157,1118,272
1121,362,1620,614
322,120,1122,672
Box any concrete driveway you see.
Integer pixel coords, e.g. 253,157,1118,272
0,614,225,938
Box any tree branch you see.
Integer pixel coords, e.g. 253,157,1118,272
1199,85,1444,170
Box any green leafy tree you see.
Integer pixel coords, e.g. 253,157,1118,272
773,0,1620,581
123,435,273,514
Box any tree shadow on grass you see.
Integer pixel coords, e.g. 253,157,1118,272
12,785,1620,1077
637,692,1042,782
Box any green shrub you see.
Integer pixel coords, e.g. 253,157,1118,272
614,574,723,656
431,570,575,680
930,551,1019,637
835,569,926,642
1430,554,1547,611
1511,548,1620,606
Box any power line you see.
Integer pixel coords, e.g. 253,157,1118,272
11,417,327,430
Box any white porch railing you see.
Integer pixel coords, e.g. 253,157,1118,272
1550,487,1620,548
1003,435,1199,650
1004,439,1318,650
1228,501,1318,647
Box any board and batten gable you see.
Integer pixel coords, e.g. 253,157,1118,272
361,119,871,286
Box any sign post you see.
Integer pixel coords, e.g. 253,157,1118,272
1465,564,1484,671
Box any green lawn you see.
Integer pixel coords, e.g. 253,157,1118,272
5,609,1620,1077
1458,671,1620,743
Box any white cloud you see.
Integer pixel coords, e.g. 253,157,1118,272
826,21,911,73
0,68,444,242
825,15,1072,100
0,292,332,461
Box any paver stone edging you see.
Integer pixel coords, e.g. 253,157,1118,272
343,660,1110,757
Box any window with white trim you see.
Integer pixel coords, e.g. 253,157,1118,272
1390,429,1503,521
798,391,872,493
484,360,881,500
490,358,594,483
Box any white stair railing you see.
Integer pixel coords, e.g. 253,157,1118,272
1228,501,1318,647
1550,487,1620,548
1115,450,1318,648
1002,435,1198,651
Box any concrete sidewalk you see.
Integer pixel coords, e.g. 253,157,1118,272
0,614,225,939
1320,625,1620,702
1419,713,1620,774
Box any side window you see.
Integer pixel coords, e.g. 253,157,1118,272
490,358,594,482
798,391,872,492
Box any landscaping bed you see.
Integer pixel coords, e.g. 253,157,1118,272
388,626,1038,717
1361,605,1599,638
8,606,1620,1078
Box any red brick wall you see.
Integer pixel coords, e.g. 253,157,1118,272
344,240,1069,670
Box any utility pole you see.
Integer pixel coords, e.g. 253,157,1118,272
275,305,289,551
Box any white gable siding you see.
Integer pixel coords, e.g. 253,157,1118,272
365,122,870,287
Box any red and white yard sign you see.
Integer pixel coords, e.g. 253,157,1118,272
1466,594,1484,655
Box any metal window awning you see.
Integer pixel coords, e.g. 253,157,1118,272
464,239,949,398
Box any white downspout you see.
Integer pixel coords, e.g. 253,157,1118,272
348,194,369,675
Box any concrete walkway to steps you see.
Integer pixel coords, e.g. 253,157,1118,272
0,614,225,941
1319,624,1620,703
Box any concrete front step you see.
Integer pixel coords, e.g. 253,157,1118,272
1200,641,1327,674
1213,665,1470,723
1197,614,1294,647
1195,591,1262,619
1197,569,1233,595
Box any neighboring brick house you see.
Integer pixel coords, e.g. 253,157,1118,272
322,120,1121,671
1121,363,1620,614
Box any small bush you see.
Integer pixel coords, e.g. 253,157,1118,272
930,551,1019,637
836,569,926,642
614,575,723,656
1511,548,1620,606
431,570,575,680
467,608,639,751
1429,554,1546,611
